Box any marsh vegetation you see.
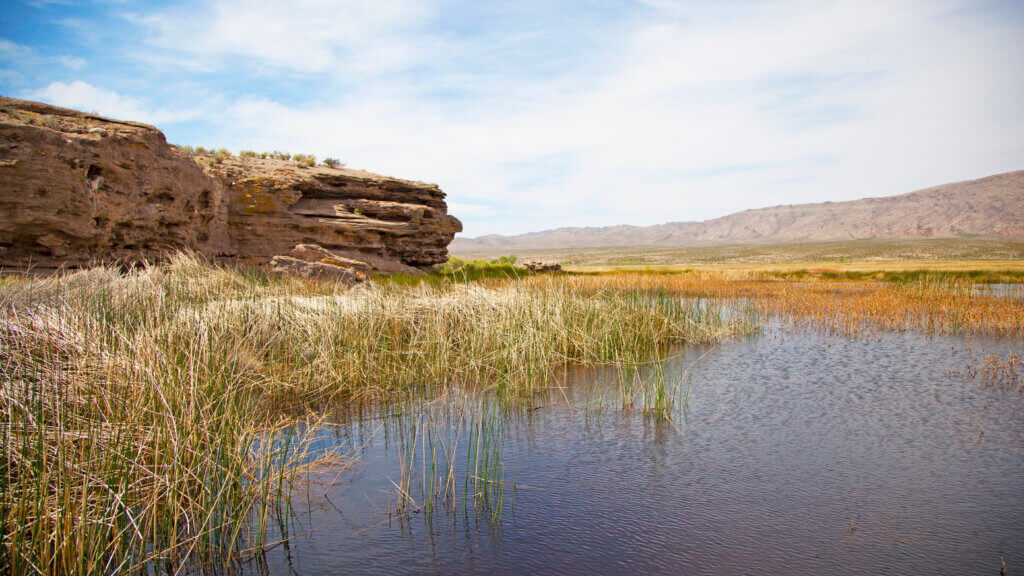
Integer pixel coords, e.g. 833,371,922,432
0,254,750,573
1,254,1021,573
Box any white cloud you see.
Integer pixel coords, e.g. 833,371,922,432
132,0,437,74
21,0,1020,237
58,56,86,70
31,81,201,125
0,39,34,61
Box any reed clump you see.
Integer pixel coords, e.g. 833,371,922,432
1,254,750,573
561,272,1024,338
966,352,1024,391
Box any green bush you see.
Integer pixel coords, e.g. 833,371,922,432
239,150,258,159
323,157,343,169
438,256,527,281
293,153,316,167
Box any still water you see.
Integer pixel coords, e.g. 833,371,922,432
256,326,1023,575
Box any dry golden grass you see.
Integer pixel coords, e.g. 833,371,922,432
568,259,1024,276
966,352,1023,391
546,271,1024,338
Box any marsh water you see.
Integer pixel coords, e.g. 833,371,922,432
253,324,1023,575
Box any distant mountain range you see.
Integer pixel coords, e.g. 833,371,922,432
451,170,1024,252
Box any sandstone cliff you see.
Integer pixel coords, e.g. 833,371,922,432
0,97,231,268
0,96,461,271
205,155,460,272
452,170,1024,252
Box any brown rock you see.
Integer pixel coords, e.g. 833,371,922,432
523,261,562,272
209,155,461,270
284,243,372,280
0,97,462,272
270,255,363,283
0,96,230,268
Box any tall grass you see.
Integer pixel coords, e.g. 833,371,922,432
1,254,751,573
385,391,510,526
562,272,1024,338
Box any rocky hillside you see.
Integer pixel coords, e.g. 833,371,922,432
453,171,1024,251
0,96,461,272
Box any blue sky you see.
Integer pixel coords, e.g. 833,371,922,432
2,0,1022,237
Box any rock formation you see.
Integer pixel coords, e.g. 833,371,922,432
270,243,372,283
0,96,461,273
523,261,562,272
205,155,460,273
0,97,231,268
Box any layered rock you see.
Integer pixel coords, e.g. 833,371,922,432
270,244,371,283
0,96,461,272
205,156,461,273
0,97,231,268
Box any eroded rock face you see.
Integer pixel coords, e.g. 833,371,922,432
288,243,373,278
0,97,231,268
270,243,372,283
270,256,364,283
206,156,461,273
0,97,462,272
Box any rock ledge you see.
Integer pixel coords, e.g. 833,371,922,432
0,96,462,274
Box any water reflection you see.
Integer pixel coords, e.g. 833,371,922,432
970,283,1024,298
252,327,1023,575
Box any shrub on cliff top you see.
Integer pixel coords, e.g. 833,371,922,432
293,153,316,167
323,157,344,169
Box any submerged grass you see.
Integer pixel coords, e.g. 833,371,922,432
0,254,751,573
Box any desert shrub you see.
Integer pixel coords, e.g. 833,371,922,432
323,157,344,168
293,153,316,167
239,150,258,159
271,150,291,161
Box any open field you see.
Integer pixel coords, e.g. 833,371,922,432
452,237,1024,267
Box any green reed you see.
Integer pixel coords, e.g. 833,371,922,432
1,253,754,572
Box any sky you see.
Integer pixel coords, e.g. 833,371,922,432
1,0,1022,237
